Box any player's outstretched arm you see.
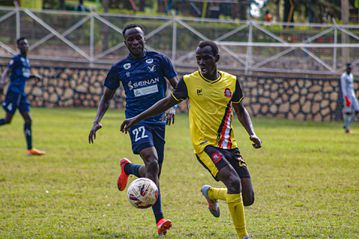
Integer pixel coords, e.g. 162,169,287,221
121,95,179,133
88,87,115,144
233,101,262,149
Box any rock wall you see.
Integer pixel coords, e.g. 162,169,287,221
239,75,355,121
1,65,358,121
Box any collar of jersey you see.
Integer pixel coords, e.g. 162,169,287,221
198,70,222,84
128,50,147,60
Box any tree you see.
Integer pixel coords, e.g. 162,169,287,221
59,0,65,10
102,0,110,51
341,0,349,64
275,0,281,22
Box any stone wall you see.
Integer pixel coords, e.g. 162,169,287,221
0,65,122,109
1,65,358,121
239,75,357,121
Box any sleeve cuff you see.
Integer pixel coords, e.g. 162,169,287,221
232,96,244,104
171,93,182,102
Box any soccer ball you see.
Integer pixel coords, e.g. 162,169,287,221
127,178,158,209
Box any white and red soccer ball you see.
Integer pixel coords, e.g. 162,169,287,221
127,178,158,209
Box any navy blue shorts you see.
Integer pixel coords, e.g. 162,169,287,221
129,123,165,165
2,90,30,114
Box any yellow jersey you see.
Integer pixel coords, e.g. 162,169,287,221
172,70,243,153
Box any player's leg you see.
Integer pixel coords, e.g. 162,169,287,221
117,157,143,191
343,102,354,133
123,124,165,181
240,178,254,206
150,125,172,235
225,149,254,206
0,111,14,126
19,111,32,150
19,111,44,155
117,124,153,191
343,111,353,133
197,146,249,238
352,99,359,123
139,147,159,186
0,90,17,126
139,146,173,236
19,95,45,155
151,127,165,221
197,148,224,217
217,165,250,239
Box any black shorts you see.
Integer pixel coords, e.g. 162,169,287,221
196,145,251,181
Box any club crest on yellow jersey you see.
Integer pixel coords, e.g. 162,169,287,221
224,88,232,98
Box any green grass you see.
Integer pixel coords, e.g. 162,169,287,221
0,108,358,239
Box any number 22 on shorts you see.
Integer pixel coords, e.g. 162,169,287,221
132,126,148,142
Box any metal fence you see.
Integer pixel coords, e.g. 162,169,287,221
1,6,359,75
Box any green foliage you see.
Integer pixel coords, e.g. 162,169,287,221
0,108,358,238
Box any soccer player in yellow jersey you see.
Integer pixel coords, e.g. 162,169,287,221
120,41,262,239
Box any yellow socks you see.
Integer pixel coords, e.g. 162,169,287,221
207,188,249,238
208,187,227,201
226,193,248,238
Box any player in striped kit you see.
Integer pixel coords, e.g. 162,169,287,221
120,40,262,239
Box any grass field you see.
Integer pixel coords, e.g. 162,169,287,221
0,108,358,239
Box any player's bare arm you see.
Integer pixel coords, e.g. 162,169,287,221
233,101,262,149
0,67,9,88
167,76,178,89
163,76,179,126
121,95,179,133
88,87,115,144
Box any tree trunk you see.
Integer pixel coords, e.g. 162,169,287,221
341,0,350,65
102,0,110,52
103,0,109,12
239,0,247,20
275,0,281,22
59,0,65,10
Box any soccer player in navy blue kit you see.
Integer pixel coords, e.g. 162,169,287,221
88,24,178,236
0,37,45,156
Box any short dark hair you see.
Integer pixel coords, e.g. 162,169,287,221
16,37,26,45
122,24,144,36
346,63,352,68
198,40,219,56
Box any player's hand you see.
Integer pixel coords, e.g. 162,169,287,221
31,74,42,82
249,135,262,149
88,121,102,144
120,117,137,133
345,96,352,107
162,107,176,125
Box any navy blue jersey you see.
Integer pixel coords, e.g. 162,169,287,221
7,54,31,95
104,51,177,125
